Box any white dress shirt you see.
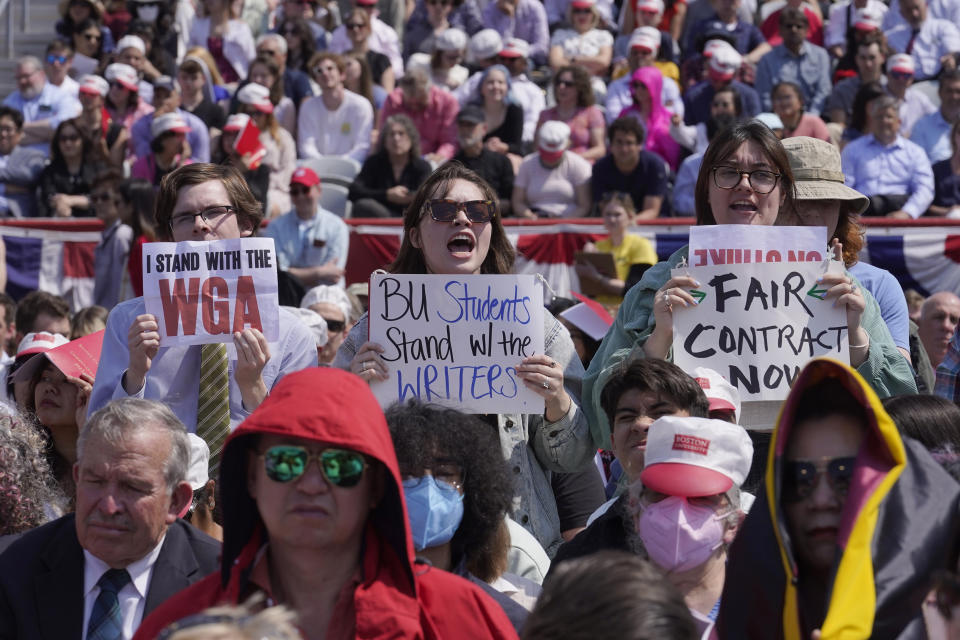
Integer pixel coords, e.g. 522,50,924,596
81,538,165,640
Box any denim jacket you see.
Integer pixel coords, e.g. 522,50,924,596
334,310,596,556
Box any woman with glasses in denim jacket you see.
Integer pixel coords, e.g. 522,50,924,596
581,120,915,459
334,161,596,557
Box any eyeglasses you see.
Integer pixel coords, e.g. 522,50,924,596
427,199,495,223
712,165,780,194
555,79,574,87
345,21,366,29
260,445,367,486
0,126,16,135
90,192,114,203
782,456,856,503
46,54,69,65
290,185,312,196
322,317,346,332
401,462,465,493
889,70,913,80
572,7,592,13
169,204,236,231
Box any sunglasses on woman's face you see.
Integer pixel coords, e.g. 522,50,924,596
555,79,574,88
259,445,367,486
781,456,856,503
345,21,366,29
427,199,495,223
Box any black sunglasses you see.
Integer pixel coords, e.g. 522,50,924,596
427,199,495,223
259,445,367,486
322,318,346,332
555,79,574,87
782,456,856,503
345,21,366,29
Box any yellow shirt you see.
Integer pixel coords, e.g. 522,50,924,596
594,233,657,304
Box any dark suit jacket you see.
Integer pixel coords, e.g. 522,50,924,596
0,515,221,640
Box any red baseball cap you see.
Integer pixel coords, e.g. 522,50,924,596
290,166,321,187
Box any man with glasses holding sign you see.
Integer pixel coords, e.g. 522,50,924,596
88,163,316,474
133,367,519,640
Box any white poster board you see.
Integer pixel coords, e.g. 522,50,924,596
688,225,828,267
672,260,849,402
369,273,545,413
143,238,280,346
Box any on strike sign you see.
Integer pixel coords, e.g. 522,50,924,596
368,273,545,413
143,238,280,346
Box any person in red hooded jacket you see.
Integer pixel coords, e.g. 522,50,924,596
133,367,519,640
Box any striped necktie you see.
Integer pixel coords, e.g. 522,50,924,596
197,342,230,476
86,568,130,640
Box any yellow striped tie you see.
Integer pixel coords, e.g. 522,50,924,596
196,342,230,476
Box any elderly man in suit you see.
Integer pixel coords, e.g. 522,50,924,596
0,398,220,640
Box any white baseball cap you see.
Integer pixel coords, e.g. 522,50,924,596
690,367,741,423
887,53,916,75
116,34,146,55
78,74,109,97
301,284,352,320
285,306,329,348
500,37,530,59
468,29,503,63
236,82,274,113
635,0,664,14
105,63,140,91
641,416,753,497
709,46,742,79
186,434,210,491
538,120,571,152
703,38,734,59
435,28,467,52
13,332,71,384
629,27,661,55
223,113,250,132
150,112,191,139
852,6,881,30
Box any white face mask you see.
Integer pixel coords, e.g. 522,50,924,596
137,5,160,21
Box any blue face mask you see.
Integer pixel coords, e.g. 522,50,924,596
402,476,465,551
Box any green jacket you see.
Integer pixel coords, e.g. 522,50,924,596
582,246,917,448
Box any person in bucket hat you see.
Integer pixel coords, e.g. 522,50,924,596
780,136,912,362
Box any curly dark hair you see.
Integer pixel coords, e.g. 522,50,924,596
385,400,514,582
0,413,66,534
554,65,595,108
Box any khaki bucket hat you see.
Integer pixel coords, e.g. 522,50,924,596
782,136,869,214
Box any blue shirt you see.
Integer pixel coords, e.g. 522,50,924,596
884,18,960,80
755,42,832,115
683,80,761,126
88,297,316,431
682,16,765,60
841,134,934,218
672,152,703,216
911,111,953,165
848,261,910,351
263,205,349,275
932,159,960,209
129,108,211,163
2,82,81,154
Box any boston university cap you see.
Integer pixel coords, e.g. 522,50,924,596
641,416,753,497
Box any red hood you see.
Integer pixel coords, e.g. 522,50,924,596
217,367,415,592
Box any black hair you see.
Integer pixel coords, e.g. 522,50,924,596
882,394,960,453
0,106,24,130
608,116,646,145
385,400,514,582
792,379,867,428
600,357,710,427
